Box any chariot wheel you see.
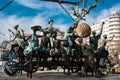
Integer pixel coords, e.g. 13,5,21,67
3,61,19,76
23,66,38,73
23,61,38,73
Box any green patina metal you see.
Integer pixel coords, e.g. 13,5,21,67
24,35,39,56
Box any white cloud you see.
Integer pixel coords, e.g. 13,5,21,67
15,0,42,9
15,0,120,26
84,3,120,26
83,9,110,26
0,13,69,42
0,1,120,43
96,9,109,21
15,0,75,18
15,0,62,11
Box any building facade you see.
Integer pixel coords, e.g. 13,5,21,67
91,10,120,57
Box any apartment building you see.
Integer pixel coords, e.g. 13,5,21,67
91,10,120,56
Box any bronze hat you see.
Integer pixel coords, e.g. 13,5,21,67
31,25,42,31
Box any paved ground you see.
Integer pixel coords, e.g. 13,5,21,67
0,69,120,80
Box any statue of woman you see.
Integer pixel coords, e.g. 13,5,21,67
89,22,104,51
8,25,27,59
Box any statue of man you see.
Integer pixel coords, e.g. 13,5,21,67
40,32,51,50
64,27,78,56
89,22,104,76
75,36,83,57
98,35,114,63
23,26,41,56
89,22,104,51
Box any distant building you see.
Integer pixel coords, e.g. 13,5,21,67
91,10,120,56
0,41,9,61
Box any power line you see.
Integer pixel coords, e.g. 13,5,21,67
0,0,14,11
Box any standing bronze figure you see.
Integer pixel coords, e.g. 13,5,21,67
89,22,104,51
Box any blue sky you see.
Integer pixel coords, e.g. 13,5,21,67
0,0,120,42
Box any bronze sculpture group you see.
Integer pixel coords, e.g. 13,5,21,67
3,19,114,78
2,0,114,79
